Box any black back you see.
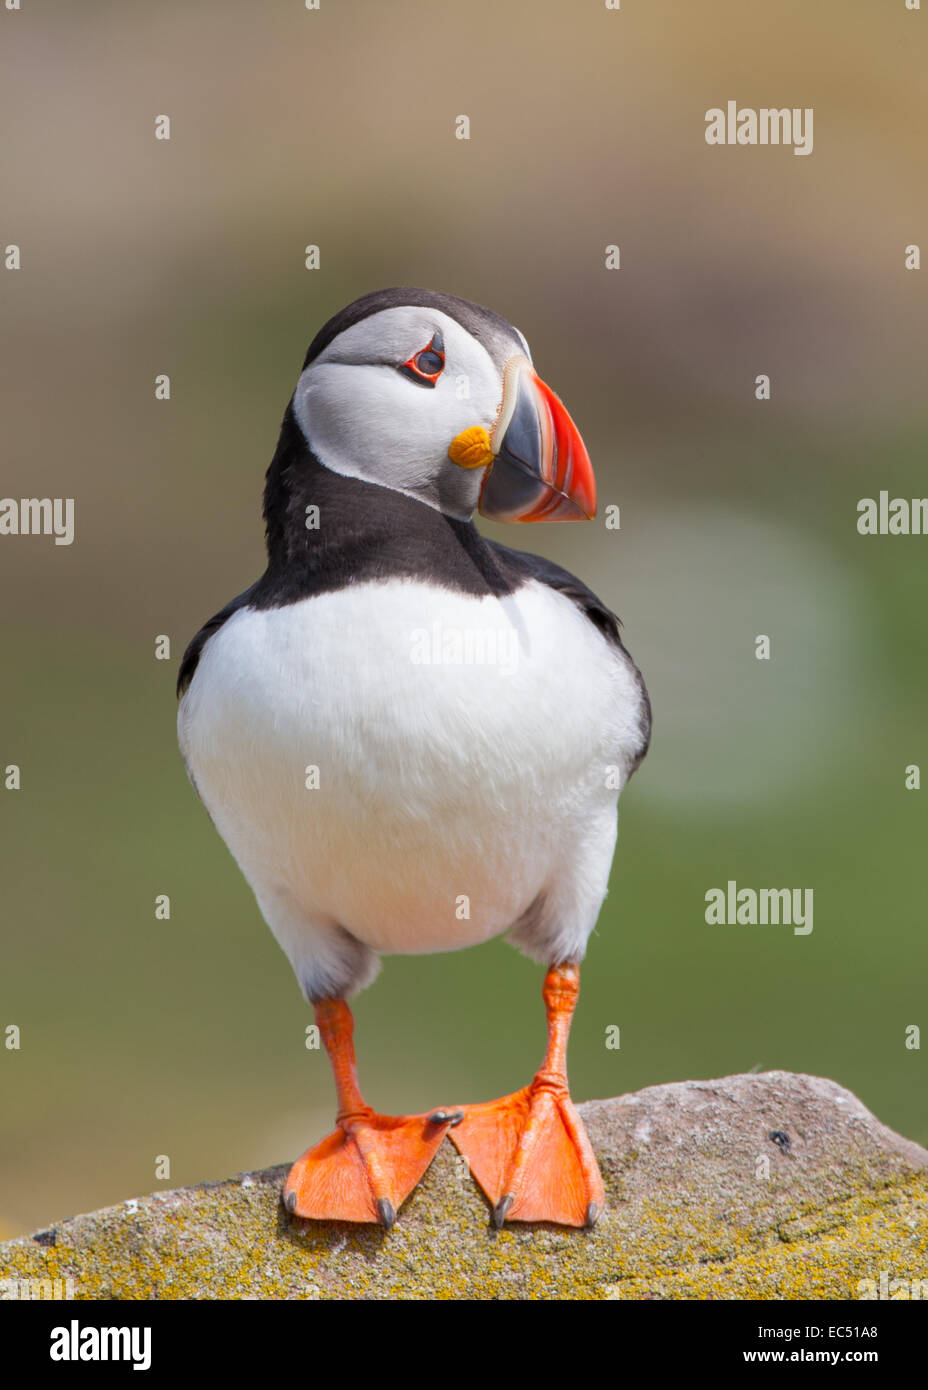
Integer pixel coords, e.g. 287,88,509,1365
177,291,651,771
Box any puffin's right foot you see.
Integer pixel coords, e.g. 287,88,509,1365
283,996,460,1225
283,1107,457,1225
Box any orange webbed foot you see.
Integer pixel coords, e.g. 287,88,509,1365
283,1106,462,1226
449,1081,603,1229
284,996,463,1226
448,961,604,1229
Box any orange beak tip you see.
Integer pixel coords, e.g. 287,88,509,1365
478,357,598,524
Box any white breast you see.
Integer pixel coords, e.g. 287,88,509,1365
178,577,646,993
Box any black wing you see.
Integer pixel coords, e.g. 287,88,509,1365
487,539,652,773
176,582,259,698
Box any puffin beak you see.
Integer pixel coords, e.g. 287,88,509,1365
470,355,596,523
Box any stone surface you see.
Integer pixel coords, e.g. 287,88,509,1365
2,1071,927,1300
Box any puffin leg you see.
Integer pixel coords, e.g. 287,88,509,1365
449,963,604,1229
283,998,461,1226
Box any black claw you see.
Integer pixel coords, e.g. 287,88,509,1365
493,1194,514,1229
283,1190,297,1215
428,1109,464,1128
377,1197,396,1229
586,1201,601,1228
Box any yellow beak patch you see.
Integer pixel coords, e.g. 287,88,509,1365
448,426,495,470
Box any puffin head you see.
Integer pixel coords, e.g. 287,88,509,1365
289,287,596,524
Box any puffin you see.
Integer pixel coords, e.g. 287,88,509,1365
177,288,650,1230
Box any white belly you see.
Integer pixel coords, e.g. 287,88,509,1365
178,578,644,973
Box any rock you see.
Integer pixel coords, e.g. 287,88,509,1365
2,1071,926,1300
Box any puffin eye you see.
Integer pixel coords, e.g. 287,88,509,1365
398,331,445,387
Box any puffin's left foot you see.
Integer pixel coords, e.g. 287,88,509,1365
450,1080,603,1228
449,963,604,1229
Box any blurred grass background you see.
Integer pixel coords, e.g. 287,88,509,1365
1,0,925,1237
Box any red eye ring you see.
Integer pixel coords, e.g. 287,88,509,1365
399,332,445,387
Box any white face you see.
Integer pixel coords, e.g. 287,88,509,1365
291,306,531,520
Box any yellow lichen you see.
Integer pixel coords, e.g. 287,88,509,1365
2,1146,926,1301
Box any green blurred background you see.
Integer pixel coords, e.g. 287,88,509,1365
1,0,926,1238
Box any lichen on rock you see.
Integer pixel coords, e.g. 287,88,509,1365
2,1072,926,1300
